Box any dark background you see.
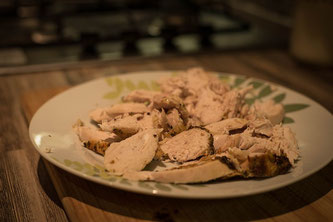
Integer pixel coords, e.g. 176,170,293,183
0,0,332,68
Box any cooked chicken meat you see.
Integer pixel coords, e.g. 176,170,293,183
160,128,213,162
74,124,119,142
158,67,229,98
208,117,298,177
247,100,284,125
124,155,239,183
166,108,186,135
216,86,252,120
100,109,169,139
158,67,251,125
122,90,160,104
152,94,189,125
74,67,299,184
271,125,299,165
193,87,225,125
100,113,152,137
90,102,150,123
83,140,111,156
73,120,121,155
205,118,248,135
104,129,161,175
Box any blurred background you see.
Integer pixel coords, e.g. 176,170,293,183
0,0,332,71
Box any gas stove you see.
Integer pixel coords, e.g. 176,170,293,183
0,0,291,67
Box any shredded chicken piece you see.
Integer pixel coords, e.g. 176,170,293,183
104,129,162,175
90,103,150,123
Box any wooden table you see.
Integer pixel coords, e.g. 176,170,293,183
1,49,332,222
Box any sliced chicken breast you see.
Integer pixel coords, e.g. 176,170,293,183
73,121,121,155
90,103,150,123
100,113,149,137
73,125,118,142
217,86,252,120
123,156,239,183
100,110,165,138
104,129,161,175
247,117,273,137
160,128,213,162
250,100,284,125
166,108,186,135
272,125,299,165
152,94,189,124
193,88,225,125
122,90,161,104
205,118,248,135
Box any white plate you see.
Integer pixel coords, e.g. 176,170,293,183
29,71,333,199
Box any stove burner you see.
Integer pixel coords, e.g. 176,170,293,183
0,1,289,66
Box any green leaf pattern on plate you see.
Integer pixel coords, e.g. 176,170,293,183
120,179,132,186
124,79,136,91
273,93,286,103
232,77,247,88
60,159,183,192
282,116,295,124
138,181,155,190
248,80,264,89
170,184,189,190
62,159,119,181
219,75,231,83
284,104,310,113
104,77,161,99
155,183,172,191
258,85,273,99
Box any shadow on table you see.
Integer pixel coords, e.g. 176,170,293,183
37,158,333,221
37,159,65,210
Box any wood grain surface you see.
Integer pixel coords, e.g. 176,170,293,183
1,49,333,221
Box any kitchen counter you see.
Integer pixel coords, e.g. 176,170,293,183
1,48,332,221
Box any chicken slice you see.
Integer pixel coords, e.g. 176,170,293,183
241,125,299,166
82,140,111,156
166,108,186,135
158,67,214,97
158,74,186,98
193,88,225,125
205,118,248,135
247,117,273,137
246,151,291,177
272,125,299,165
213,129,297,177
159,67,229,98
123,155,239,183
213,134,241,153
193,85,250,125
100,110,165,138
152,94,189,124
100,113,147,136
218,86,252,120
122,90,161,104
104,129,161,175
209,80,230,96
73,125,119,142
90,103,150,123
250,100,285,125
219,148,291,178
73,121,121,155
160,128,213,162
